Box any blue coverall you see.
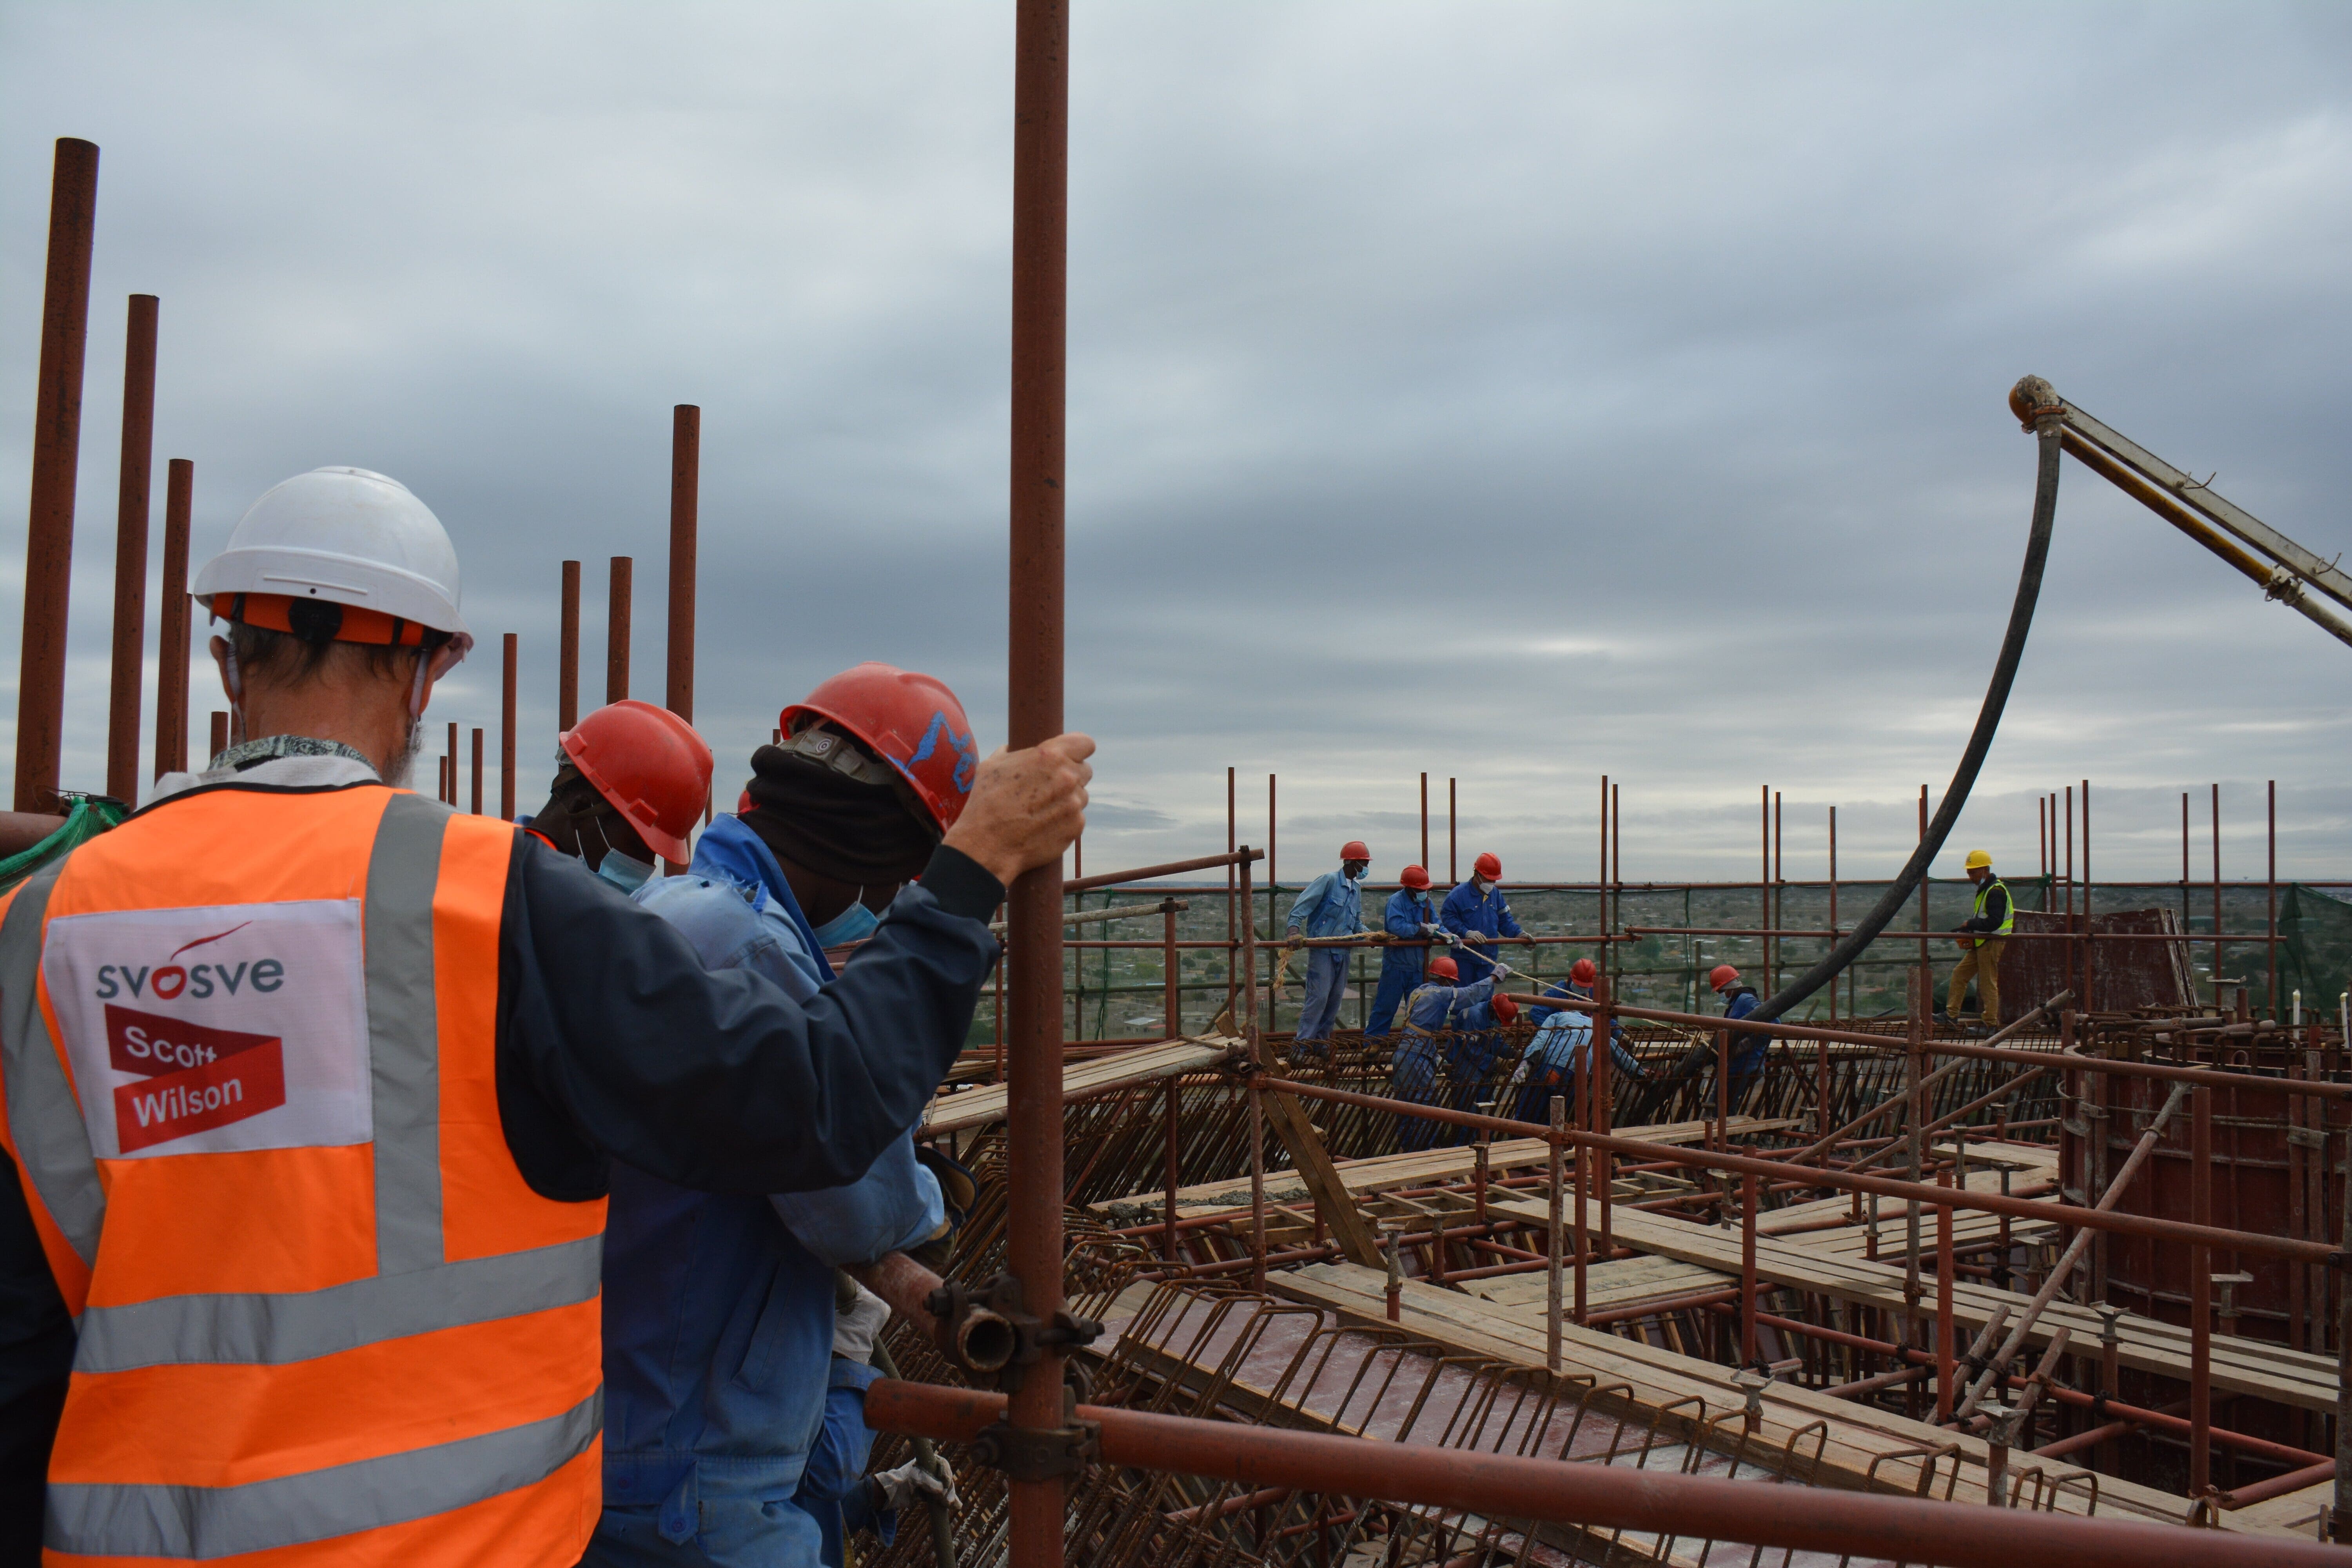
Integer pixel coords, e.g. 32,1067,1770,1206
1367,887,1441,1037
792,1359,896,1567
1389,978,1507,1152
1508,1008,1644,1125
1716,983,1768,1114
1440,879,1522,985
586,814,947,1568
1287,869,1366,1048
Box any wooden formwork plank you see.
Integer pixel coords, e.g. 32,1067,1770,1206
1256,1053,1386,1267
1271,1262,2283,1536
1096,1115,1801,1215
922,1033,1239,1135
1522,1201,2337,1415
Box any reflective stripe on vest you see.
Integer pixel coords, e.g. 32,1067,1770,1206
0,784,604,1563
1973,877,2015,936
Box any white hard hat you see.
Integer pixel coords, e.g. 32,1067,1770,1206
193,467,472,659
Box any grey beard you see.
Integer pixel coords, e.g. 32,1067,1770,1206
382,719,425,788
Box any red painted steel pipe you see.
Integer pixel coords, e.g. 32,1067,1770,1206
558,560,581,731
665,405,697,723
500,634,518,821
16,138,100,814
106,294,158,805
1258,1074,2341,1265
1004,0,1069,1561
2222,1459,2338,1510
1065,847,1261,895
0,813,68,858
1498,991,2352,1102
864,1380,2344,1568
152,459,191,779
606,555,632,703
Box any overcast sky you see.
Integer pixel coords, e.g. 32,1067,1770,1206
2,2,2346,885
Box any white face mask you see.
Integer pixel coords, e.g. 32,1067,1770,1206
595,848,654,893
1475,877,1495,895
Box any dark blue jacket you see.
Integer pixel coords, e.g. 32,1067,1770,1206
1721,985,1767,1074
602,817,946,1528
1439,881,1521,984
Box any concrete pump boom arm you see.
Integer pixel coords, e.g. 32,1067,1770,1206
2012,380,2352,649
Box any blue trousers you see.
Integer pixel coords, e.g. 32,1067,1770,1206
1365,950,1425,1037
1295,947,1350,1042
1390,1041,1445,1152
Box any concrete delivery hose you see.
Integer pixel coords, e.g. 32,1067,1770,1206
1749,379,2065,1025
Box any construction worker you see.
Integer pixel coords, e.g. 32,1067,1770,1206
1945,849,2014,1030
0,467,1090,1565
1285,840,1371,1054
577,669,981,1566
1510,999,1645,1126
1710,963,1770,1111
793,1279,956,1565
1365,864,1446,1037
1388,955,1520,1152
1441,851,1521,985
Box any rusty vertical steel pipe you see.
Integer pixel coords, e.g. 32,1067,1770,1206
106,294,158,805
666,405,698,722
470,728,484,815
558,560,581,731
1741,1171,1759,1364
501,633,518,820
15,138,100,813
1419,771,1428,873
606,556,632,704
207,711,226,764
1595,975,1614,1252
1551,1092,1569,1358
1004,0,1070,1560
2192,1085,2213,1497
152,459,192,779
1448,777,1457,885
1936,1160,1955,1421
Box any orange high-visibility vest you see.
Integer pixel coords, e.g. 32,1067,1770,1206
0,782,606,1565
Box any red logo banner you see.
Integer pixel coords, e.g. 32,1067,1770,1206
106,1005,286,1152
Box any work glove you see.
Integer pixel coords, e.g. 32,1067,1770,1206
1465,931,1490,944
833,1279,891,1363
875,1455,960,1513
1489,961,1514,979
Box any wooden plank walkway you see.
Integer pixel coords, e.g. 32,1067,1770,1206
1272,1262,2286,1536
922,1034,1239,1135
1095,1115,1801,1215
1504,1200,2338,1416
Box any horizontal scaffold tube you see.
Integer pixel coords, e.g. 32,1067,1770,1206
862,1380,2341,1568
1254,1075,2342,1267
1496,991,2352,1103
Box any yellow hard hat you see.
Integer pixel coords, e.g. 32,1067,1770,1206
1964,849,1993,870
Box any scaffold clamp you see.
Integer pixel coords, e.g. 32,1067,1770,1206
970,1388,1102,1483
925,1272,1103,1393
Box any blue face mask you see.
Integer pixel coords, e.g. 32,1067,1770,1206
596,849,654,894
811,894,881,947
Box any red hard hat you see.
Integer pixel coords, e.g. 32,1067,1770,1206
561,700,713,865
1709,964,1741,991
1399,864,1431,890
779,662,978,832
1491,991,1519,1024
1428,955,1459,983
1472,851,1502,880
1570,958,1597,985
1340,840,1371,862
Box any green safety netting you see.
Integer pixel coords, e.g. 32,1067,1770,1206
2280,883,2352,1018
0,797,127,897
